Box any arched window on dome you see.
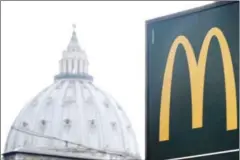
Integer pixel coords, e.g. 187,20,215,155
87,118,101,149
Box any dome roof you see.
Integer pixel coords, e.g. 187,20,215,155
4,25,140,160
5,79,139,159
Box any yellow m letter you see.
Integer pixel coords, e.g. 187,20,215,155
159,27,238,142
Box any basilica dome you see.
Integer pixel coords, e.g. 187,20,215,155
4,25,140,160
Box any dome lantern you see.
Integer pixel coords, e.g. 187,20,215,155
55,24,93,81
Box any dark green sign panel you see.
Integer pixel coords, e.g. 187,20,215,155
146,2,239,160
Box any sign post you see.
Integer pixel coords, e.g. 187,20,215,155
146,2,239,160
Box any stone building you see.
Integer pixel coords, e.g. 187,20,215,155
3,25,140,160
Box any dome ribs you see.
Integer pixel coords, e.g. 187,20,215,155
30,83,57,134
36,82,63,146
97,90,126,151
56,80,65,89
81,84,93,103
62,80,76,107
46,96,53,106
74,80,85,145
83,83,105,150
106,94,136,154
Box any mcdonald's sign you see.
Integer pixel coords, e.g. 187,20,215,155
159,26,238,142
146,2,239,160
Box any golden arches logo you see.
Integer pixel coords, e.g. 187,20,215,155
159,27,238,142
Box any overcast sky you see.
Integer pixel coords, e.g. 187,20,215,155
1,1,213,159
